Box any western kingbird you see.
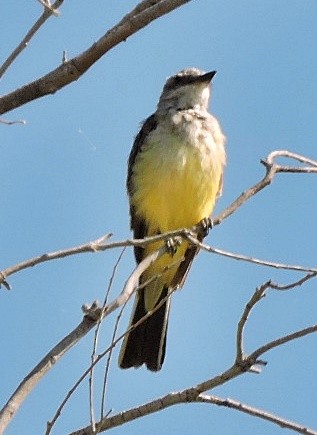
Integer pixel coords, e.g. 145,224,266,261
119,68,226,371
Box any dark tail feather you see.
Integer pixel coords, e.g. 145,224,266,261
118,287,170,371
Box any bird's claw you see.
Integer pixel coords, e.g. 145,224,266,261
199,217,213,237
166,237,181,256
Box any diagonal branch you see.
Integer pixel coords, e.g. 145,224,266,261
249,324,317,363
213,150,317,225
0,0,191,115
0,246,167,434
236,282,268,363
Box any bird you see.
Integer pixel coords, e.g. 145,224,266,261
118,67,226,371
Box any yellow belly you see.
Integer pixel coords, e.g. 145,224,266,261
132,140,222,233
131,137,223,310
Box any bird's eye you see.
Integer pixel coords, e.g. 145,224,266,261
173,76,183,87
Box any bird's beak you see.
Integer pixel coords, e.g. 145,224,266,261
188,71,217,83
193,71,217,84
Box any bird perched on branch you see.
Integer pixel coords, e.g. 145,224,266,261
119,68,226,371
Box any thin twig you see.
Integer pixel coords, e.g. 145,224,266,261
213,150,317,225
236,282,268,364
89,248,126,430
185,235,317,274
0,234,113,288
269,272,317,290
235,273,317,365
100,305,125,420
0,0,64,79
249,324,317,363
47,287,176,435
266,150,317,168
197,394,317,435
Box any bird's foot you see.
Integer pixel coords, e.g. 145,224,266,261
198,217,213,238
165,237,182,256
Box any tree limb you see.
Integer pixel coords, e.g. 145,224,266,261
0,246,170,434
0,0,191,115
214,150,317,226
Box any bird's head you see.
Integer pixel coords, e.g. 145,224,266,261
157,68,216,112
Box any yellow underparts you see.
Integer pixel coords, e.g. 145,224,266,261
132,137,223,311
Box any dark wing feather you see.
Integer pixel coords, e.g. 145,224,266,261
127,114,158,264
171,234,203,290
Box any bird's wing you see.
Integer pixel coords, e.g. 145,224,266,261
127,114,158,264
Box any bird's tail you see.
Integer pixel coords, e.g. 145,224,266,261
118,286,171,371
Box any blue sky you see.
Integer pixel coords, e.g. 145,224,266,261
1,1,317,434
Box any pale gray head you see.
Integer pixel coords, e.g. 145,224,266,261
157,67,216,112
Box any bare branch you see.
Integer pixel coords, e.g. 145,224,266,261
0,245,169,434
250,324,317,363
266,150,317,169
0,230,186,289
236,273,317,364
197,394,317,435
0,234,113,288
100,306,125,420
68,363,244,435
89,248,126,431
269,272,317,290
0,314,96,434
236,282,268,363
0,0,191,115
185,234,317,274
2,229,317,292
0,0,64,79
69,318,317,435
213,150,317,226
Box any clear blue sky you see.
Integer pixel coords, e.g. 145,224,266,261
1,1,317,434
